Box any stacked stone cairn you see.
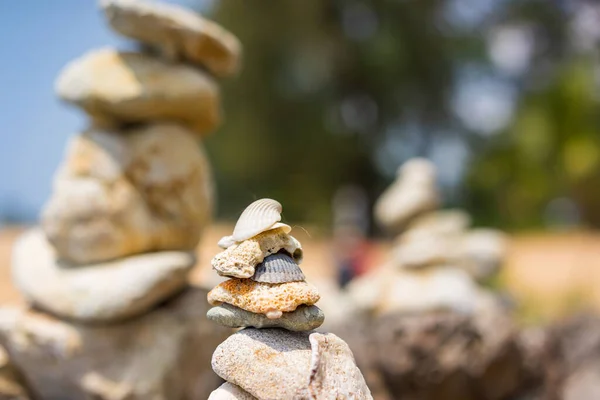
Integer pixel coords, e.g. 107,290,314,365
338,158,536,400
0,0,240,398
206,199,372,400
349,157,508,316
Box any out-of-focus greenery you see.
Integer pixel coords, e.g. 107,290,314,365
467,59,600,228
200,0,600,230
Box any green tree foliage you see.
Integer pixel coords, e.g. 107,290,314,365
201,0,600,230
467,58,600,228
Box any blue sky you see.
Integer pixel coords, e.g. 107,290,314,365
0,0,210,222
0,1,124,221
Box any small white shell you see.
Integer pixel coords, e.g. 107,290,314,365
232,198,290,242
284,235,303,264
217,235,236,249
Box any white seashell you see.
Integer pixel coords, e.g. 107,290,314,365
217,224,292,250
217,235,236,249
231,198,291,242
285,235,303,264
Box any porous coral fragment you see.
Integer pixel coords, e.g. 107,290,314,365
207,279,320,316
211,228,302,279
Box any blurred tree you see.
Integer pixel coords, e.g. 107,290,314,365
467,58,600,228
200,0,600,230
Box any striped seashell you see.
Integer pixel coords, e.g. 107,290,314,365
251,253,305,283
231,198,291,243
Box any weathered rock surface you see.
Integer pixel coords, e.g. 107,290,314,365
307,332,372,399
392,230,458,269
458,229,507,282
212,228,302,279
347,264,483,316
208,383,256,400
42,123,213,264
56,48,221,134
208,279,320,316
374,158,439,233
212,328,372,400
406,209,471,237
101,0,241,77
207,303,324,331
393,220,507,280
0,347,29,400
334,309,533,400
537,315,600,400
0,287,231,400
13,229,195,323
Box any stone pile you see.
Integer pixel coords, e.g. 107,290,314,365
334,158,529,400
206,199,372,400
0,0,239,398
349,157,508,316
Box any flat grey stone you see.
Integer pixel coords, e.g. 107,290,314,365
207,303,324,331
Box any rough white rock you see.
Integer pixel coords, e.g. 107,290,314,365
42,123,213,264
392,227,507,280
13,229,195,323
56,48,221,135
100,0,241,77
404,209,471,238
0,287,230,400
458,229,508,281
212,328,372,400
374,158,439,233
347,264,485,316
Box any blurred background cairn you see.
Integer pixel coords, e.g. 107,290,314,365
0,0,240,398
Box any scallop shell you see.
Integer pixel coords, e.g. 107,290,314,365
231,198,291,243
251,253,305,283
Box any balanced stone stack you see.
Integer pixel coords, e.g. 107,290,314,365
350,157,508,316
206,199,372,400
0,0,239,398
339,158,527,400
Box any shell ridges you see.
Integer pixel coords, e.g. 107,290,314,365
231,198,288,242
252,253,305,283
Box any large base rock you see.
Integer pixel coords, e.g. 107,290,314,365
13,229,195,323
537,314,600,400
333,309,536,400
0,347,29,400
0,287,231,400
212,328,372,400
